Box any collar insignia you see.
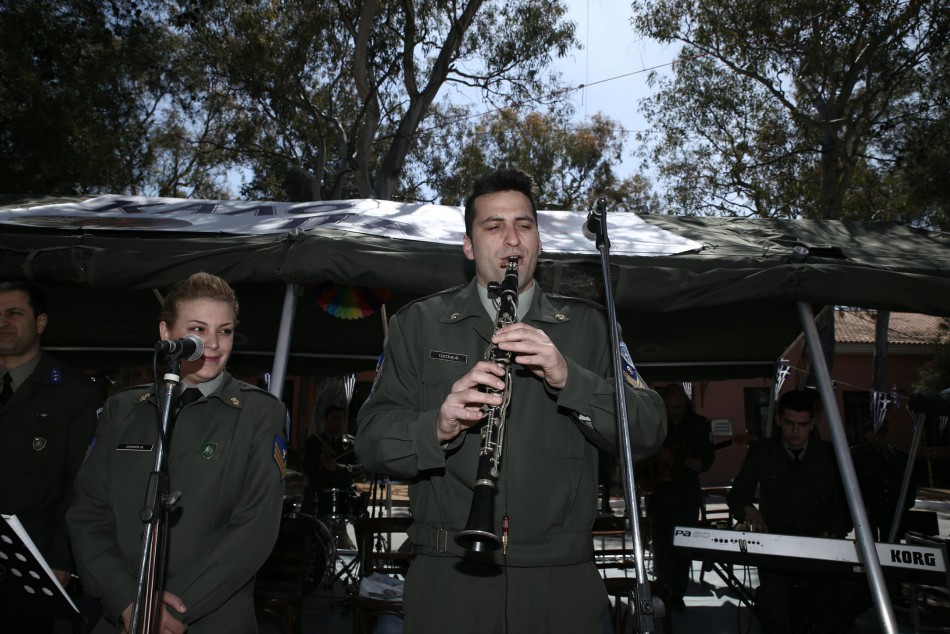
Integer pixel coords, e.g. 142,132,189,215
230,397,241,406
200,442,218,459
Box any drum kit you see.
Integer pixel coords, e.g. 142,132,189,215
282,482,370,594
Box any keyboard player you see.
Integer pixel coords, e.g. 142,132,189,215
726,390,854,634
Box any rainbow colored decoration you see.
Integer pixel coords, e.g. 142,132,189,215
308,282,391,320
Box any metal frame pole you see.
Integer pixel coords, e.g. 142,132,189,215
269,283,301,399
888,411,926,543
797,302,897,633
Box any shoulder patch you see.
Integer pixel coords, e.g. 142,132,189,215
83,436,97,462
273,435,288,481
619,342,647,389
369,352,386,399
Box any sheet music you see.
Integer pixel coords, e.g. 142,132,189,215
1,514,79,613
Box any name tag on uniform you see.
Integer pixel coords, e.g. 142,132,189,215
116,443,153,452
430,350,468,363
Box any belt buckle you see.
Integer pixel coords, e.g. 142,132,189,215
437,528,448,553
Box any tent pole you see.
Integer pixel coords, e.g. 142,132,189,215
269,283,300,399
797,302,897,633
888,410,926,543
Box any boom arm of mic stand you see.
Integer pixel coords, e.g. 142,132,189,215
130,360,183,633
591,199,662,632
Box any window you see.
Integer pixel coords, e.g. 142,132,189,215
843,391,871,445
743,388,771,438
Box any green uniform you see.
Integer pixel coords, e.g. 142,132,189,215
0,351,100,572
67,372,287,633
356,280,666,633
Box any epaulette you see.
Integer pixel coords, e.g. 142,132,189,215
237,381,282,402
544,293,607,312
112,383,154,402
394,283,468,315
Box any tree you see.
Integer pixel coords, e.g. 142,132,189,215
631,0,950,221
915,318,950,394
886,46,950,230
180,0,580,202
0,1,237,198
429,108,659,212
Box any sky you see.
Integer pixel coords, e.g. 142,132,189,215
548,0,682,177
227,1,682,198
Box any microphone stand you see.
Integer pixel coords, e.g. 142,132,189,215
586,198,662,633
130,355,184,633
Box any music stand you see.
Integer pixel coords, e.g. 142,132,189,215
0,514,89,622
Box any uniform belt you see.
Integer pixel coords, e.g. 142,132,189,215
410,524,470,558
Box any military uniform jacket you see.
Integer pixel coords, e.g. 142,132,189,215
67,372,287,633
356,279,666,567
727,435,852,537
0,351,100,572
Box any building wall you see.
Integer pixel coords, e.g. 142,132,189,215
678,343,935,487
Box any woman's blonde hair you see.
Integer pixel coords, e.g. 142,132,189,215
160,272,239,326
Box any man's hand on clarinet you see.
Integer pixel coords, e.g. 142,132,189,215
436,361,506,442
493,322,568,390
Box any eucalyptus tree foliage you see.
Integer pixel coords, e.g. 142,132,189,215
429,108,658,213
886,45,950,230
631,0,948,221
177,0,578,202
1,1,154,195
0,0,238,198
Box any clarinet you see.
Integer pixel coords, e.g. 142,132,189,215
455,256,519,553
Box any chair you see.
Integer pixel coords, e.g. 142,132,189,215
593,516,672,634
699,486,733,527
352,515,415,634
254,513,321,634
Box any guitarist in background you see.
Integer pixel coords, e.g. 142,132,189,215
646,383,715,610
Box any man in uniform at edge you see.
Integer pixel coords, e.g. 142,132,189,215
0,281,100,631
355,168,666,633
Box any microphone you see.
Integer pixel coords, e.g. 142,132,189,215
583,197,608,241
155,334,205,361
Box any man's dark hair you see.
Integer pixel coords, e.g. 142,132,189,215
463,168,539,236
0,281,47,316
777,389,817,417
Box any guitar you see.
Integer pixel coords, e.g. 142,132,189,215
634,430,757,494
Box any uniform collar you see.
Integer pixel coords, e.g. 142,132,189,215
441,278,572,327
182,372,225,398
1,350,43,390
138,371,245,409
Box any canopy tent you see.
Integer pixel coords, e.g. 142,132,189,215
0,196,948,382
5,195,947,632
